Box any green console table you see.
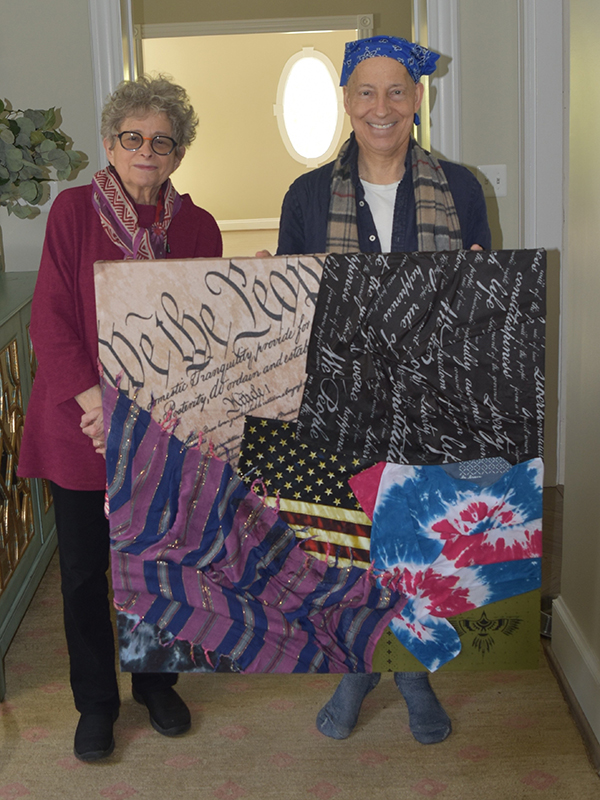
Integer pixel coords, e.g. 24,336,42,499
0,271,56,701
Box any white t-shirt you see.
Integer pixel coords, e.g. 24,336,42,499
360,179,400,253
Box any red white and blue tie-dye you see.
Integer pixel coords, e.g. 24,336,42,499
349,459,543,671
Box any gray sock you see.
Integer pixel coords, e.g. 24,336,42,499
316,673,381,739
394,671,451,744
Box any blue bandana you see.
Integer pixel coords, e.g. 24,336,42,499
340,35,439,86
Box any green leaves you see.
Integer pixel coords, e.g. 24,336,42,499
23,108,46,129
1,143,24,172
37,137,57,154
0,99,87,217
68,149,84,169
17,180,42,203
29,129,45,146
10,203,39,219
43,108,57,130
0,127,14,144
45,148,69,170
15,116,36,147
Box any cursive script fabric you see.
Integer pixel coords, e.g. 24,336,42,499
297,249,546,466
95,255,323,466
104,383,405,674
350,459,543,671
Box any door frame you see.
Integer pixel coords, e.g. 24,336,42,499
89,0,566,483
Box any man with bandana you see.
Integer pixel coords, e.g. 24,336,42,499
275,36,491,744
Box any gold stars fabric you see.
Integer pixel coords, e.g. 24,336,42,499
238,416,371,569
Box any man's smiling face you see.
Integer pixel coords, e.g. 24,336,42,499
343,57,424,163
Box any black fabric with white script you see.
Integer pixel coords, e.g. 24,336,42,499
296,249,546,466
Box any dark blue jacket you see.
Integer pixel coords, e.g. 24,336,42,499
277,135,491,255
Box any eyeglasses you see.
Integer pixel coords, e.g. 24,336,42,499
117,131,178,155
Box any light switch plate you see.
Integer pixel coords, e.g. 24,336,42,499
477,164,507,198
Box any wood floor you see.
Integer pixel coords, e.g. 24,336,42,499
3,545,599,799
2,484,599,797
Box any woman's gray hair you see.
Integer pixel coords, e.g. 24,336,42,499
101,75,198,151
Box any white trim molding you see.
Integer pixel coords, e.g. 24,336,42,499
142,15,373,40
217,218,279,232
552,596,600,743
426,0,461,163
120,0,136,81
411,0,460,159
518,0,565,485
88,0,125,166
519,0,564,251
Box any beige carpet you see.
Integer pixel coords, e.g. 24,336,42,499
1,554,599,800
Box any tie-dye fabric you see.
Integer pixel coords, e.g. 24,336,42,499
349,459,543,671
104,383,404,673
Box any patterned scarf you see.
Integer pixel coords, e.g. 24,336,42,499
326,137,463,253
91,166,182,259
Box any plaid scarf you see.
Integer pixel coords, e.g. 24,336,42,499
326,137,463,253
91,166,182,259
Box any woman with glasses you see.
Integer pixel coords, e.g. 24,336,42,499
18,75,222,761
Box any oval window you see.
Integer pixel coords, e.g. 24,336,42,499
275,48,344,168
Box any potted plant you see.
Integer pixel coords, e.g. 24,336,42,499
0,99,87,269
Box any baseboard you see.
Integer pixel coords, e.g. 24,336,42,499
551,596,600,770
0,530,57,699
544,640,600,774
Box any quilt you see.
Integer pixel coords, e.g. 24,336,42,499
96,250,546,673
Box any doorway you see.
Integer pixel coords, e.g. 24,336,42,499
140,29,356,257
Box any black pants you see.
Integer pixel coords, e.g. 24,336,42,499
51,483,177,715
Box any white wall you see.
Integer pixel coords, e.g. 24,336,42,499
0,0,99,273
552,0,600,745
435,0,559,486
457,0,520,250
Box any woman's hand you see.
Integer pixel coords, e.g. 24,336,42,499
75,384,106,456
470,244,484,251
80,407,106,456
255,250,273,258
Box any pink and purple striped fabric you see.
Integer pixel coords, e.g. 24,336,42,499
104,383,406,673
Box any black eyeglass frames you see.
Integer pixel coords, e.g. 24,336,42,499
117,131,178,155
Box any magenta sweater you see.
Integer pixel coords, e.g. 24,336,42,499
18,184,222,491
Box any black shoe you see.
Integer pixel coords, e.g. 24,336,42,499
74,712,116,762
132,687,191,736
